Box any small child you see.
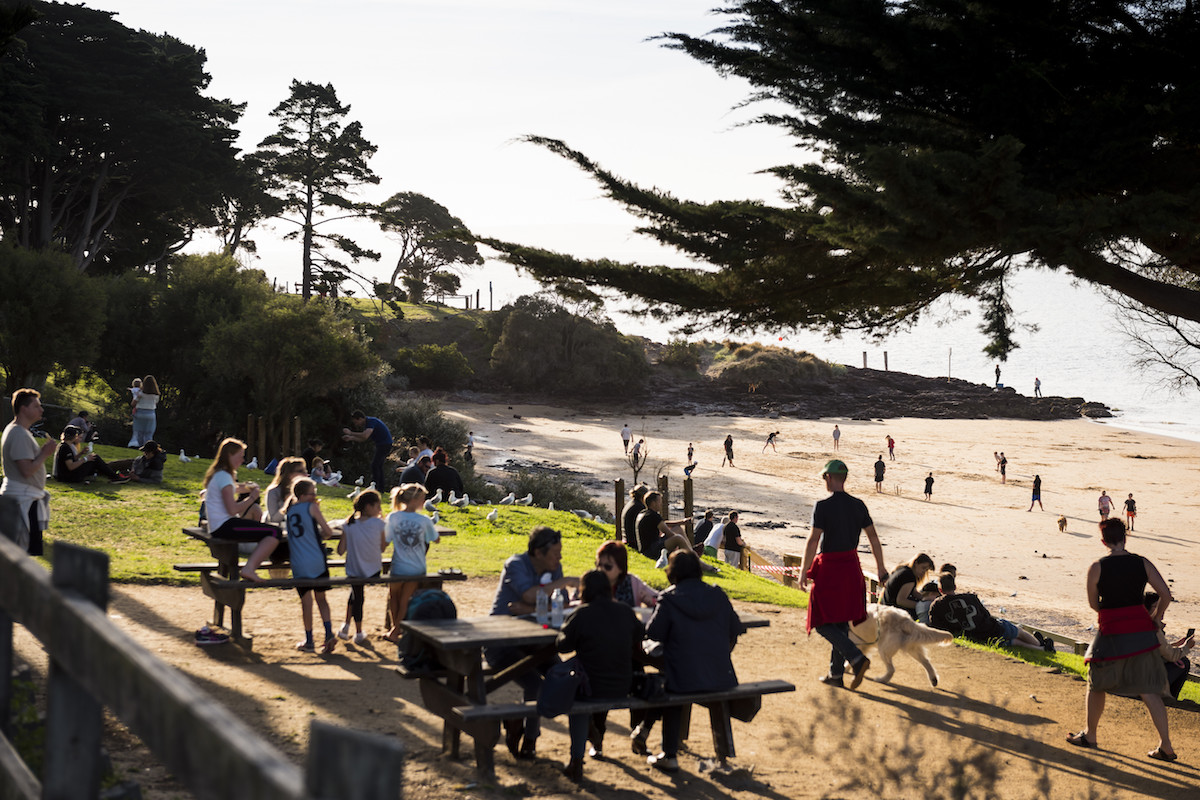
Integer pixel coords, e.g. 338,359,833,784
284,479,337,653
384,483,441,642
337,489,387,645
310,455,333,483
127,378,143,446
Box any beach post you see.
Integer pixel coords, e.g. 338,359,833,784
657,474,670,515
614,479,625,541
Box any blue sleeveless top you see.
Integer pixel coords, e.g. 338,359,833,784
286,501,327,579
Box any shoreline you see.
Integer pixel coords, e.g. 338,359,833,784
441,401,1200,648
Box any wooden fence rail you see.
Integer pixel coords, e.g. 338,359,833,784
0,536,402,800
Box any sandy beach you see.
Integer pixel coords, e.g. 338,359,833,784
446,402,1200,643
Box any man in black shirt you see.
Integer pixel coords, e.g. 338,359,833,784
722,511,745,566
928,573,1046,650
692,509,715,547
635,491,690,561
622,484,649,549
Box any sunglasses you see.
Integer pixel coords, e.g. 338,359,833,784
597,562,617,572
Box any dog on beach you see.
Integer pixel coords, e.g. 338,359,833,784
848,604,953,687
1057,515,1068,533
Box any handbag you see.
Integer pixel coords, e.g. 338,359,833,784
537,657,590,718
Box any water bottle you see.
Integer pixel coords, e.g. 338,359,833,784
535,588,549,626
550,591,564,628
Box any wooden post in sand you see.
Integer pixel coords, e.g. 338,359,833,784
657,474,669,515
863,351,867,368
614,479,625,541
683,478,694,540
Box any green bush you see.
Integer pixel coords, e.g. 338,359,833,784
500,469,608,518
658,339,704,372
391,343,474,389
706,342,834,389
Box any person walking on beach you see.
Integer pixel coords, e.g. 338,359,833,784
1124,493,1137,531
620,424,632,454
762,431,779,453
923,473,934,501
1098,491,1114,521
1034,377,1042,398
999,452,1008,484
994,451,1001,472
886,435,896,461
994,364,1002,387
1029,475,1044,511
874,455,886,493
630,438,644,468
832,425,841,451
687,442,694,463
722,435,735,468
802,459,888,689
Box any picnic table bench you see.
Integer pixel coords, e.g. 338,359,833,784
397,610,784,779
178,524,460,647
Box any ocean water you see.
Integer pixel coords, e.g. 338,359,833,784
612,269,1200,442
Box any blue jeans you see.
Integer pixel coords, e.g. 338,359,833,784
816,621,866,679
371,443,389,490
132,408,157,447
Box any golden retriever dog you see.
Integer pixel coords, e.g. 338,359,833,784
1057,515,1068,533
848,604,953,687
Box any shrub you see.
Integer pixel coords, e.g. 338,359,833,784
501,469,607,519
658,339,704,372
706,342,834,390
391,343,474,389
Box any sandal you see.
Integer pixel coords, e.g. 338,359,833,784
1065,731,1096,749
1148,747,1178,762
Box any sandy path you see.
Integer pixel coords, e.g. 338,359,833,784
448,403,1200,643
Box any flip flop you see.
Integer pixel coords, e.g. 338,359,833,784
1148,747,1178,762
1066,731,1096,749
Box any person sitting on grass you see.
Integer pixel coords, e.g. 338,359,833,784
881,553,936,620
635,491,691,562
53,425,128,485
384,483,441,643
928,572,1051,651
337,489,387,645
281,479,337,653
1144,591,1194,701
109,440,167,483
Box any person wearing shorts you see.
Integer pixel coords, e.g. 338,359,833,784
1124,493,1137,531
1029,475,1043,511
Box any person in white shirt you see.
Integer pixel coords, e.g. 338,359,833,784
0,388,57,555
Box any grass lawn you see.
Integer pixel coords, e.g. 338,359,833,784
34,443,805,609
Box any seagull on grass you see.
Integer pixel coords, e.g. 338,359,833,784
516,493,533,506
486,508,498,523
179,450,191,463
571,509,593,520
498,492,516,505
246,456,258,469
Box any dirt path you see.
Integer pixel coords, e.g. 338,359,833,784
13,580,1198,799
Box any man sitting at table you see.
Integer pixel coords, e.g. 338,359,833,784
486,526,580,760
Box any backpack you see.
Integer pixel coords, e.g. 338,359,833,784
398,589,458,672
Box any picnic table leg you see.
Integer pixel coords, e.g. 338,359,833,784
444,673,464,759
474,723,499,782
708,701,735,761
679,703,692,747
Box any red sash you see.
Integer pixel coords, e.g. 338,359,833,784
806,550,868,632
1097,605,1156,636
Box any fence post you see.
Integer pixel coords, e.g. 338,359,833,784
0,609,11,738
43,543,109,800
306,720,404,800
657,474,669,515
246,414,255,458
683,478,694,540
257,416,266,467
293,417,301,456
614,480,625,542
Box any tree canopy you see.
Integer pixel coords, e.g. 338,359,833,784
488,0,1200,358
374,192,483,303
255,80,380,299
0,1,243,273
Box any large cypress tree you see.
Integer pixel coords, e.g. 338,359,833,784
489,1,1200,358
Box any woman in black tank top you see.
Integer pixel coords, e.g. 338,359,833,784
1067,519,1177,761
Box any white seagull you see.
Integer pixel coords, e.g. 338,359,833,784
516,493,533,506
179,450,191,463
355,475,365,486
498,492,516,505
430,510,440,525
486,508,498,523
548,502,555,512
571,509,593,520
245,456,258,469
423,497,439,513
450,493,470,507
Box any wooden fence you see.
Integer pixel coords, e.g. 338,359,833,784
0,536,402,800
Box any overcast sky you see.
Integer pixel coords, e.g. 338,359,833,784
87,1,799,317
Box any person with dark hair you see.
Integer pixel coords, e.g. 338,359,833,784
643,550,742,773
396,454,431,486
801,459,888,689
53,426,127,484
923,472,934,501
1067,518,1178,761
556,569,645,783
66,410,96,442
881,553,935,619
722,510,745,566
342,410,393,490
300,438,324,471
486,527,579,759
423,448,464,499
130,375,160,447
113,440,166,483
635,491,691,561
0,388,57,554
928,572,1047,650
873,455,886,492
692,510,715,547
722,434,735,467
1029,475,1044,511
1143,591,1194,701
1124,493,1137,531
622,484,649,549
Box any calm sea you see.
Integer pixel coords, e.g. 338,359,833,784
613,269,1200,442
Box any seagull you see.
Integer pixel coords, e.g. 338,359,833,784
355,475,365,486
424,497,439,513
179,450,191,463
246,456,258,469
450,493,470,507
448,490,460,504
366,481,377,493
347,486,362,500
498,492,515,505
328,470,342,483
548,502,555,512
516,493,533,506
486,508,498,523
430,510,440,525
429,488,443,504
571,509,592,520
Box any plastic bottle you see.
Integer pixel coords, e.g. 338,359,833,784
550,591,564,628
535,588,549,626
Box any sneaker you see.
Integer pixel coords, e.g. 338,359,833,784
296,640,315,652
337,623,351,641
322,635,338,654
818,674,844,688
849,657,871,690
109,477,130,485
353,632,369,645
194,626,229,646
647,753,679,773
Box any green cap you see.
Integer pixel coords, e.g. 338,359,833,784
822,459,848,475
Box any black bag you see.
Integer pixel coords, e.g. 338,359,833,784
398,589,458,672
631,671,667,701
537,657,590,718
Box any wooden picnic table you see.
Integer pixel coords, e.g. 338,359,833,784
180,524,458,646
399,609,780,779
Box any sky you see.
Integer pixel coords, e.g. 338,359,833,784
86,0,799,312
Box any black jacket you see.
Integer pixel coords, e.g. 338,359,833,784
646,579,742,692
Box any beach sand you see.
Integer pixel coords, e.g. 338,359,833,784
446,402,1200,642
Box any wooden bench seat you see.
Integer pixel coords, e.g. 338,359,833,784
452,678,795,723
173,558,396,573
207,571,466,591
1019,623,1089,655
